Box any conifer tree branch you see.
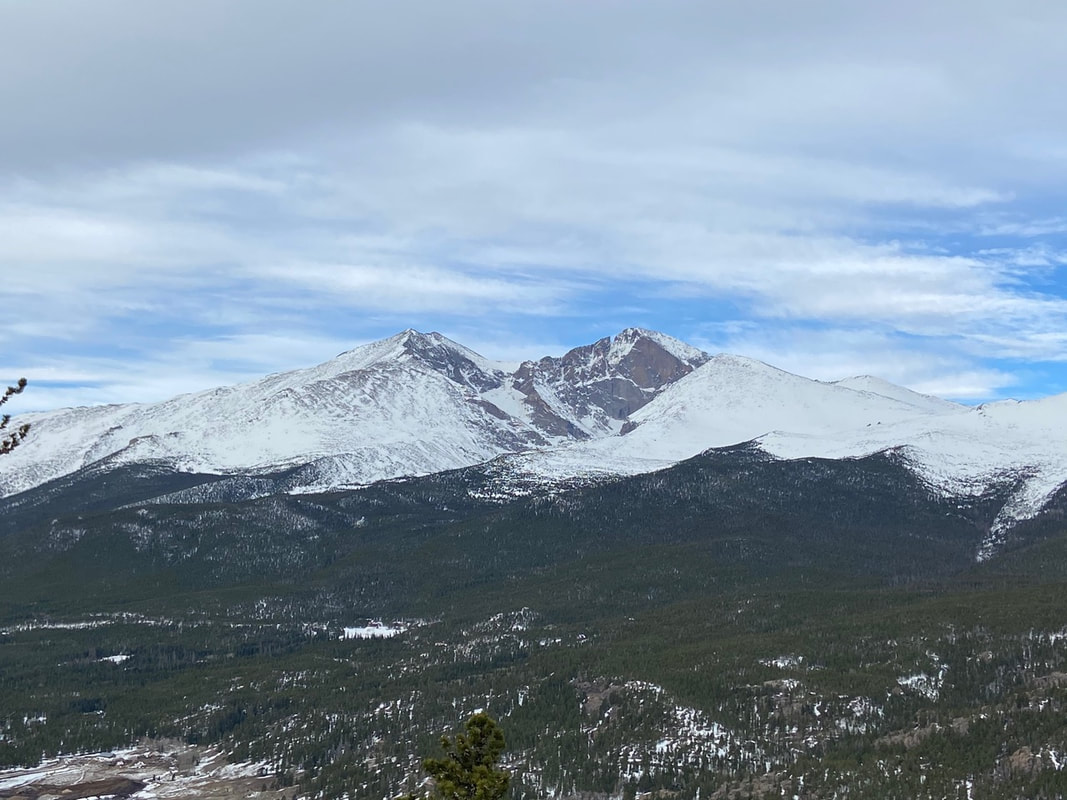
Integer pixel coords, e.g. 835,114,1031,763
0,378,30,456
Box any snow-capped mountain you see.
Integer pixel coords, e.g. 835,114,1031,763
501,354,966,479
503,354,1067,551
3,327,1067,555
0,328,705,498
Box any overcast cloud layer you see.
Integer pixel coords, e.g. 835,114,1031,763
3,0,1067,411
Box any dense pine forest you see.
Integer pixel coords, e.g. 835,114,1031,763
2,447,1066,799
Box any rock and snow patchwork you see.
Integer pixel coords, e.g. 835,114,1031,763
897,654,949,701
510,355,1067,548
0,743,280,800
605,681,768,780
504,352,970,486
761,654,806,670
809,695,888,736
5,327,1067,545
0,328,702,498
897,672,945,701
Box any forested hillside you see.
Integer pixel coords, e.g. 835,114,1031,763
1,447,1066,799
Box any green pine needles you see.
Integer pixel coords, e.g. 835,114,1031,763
412,713,510,800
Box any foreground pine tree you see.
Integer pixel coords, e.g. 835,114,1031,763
407,712,510,800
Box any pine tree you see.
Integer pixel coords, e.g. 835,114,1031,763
0,378,29,456
414,712,510,800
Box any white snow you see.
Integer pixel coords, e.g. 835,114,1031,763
897,655,948,701
0,743,274,800
0,331,542,497
341,622,407,639
507,355,1067,552
832,375,964,415
761,654,805,670
896,672,944,701
5,328,1067,554
0,328,697,497
613,680,761,778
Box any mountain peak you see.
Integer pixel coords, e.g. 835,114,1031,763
704,352,796,377
501,329,710,438
614,326,661,344
382,327,464,356
611,328,709,366
408,332,506,390
326,329,502,380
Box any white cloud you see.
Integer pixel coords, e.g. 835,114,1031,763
258,262,569,316
2,1,1067,407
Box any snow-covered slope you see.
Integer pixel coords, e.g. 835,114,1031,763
621,355,956,456
499,354,967,481
832,375,964,414
1,330,536,497
5,327,1067,555
0,328,705,497
504,356,1067,555
759,393,1067,556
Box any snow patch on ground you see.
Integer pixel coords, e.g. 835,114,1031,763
897,672,944,700
761,654,805,670
341,621,408,640
0,742,279,800
612,680,769,781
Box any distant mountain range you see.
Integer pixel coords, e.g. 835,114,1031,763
3,327,1066,559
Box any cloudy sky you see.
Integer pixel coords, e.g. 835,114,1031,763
3,0,1067,412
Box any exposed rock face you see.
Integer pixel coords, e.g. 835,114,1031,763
1005,746,1042,776
511,328,709,438
369,328,707,442
400,331,504,393
1030,671,1067,690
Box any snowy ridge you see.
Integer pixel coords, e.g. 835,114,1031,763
0,328,705,498
3,328,1067,555
500,355,1067,555
505,353,958,480
0,334,537,498
757,393,1067,551
833,375,965,414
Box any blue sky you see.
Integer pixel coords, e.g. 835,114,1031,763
3,1,1067,413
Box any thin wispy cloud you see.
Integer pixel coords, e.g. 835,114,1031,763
2,0,1066,411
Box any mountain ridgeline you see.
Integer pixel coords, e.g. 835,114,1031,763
0,328,708,499
3,327,1067,554
2,329,1067,800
